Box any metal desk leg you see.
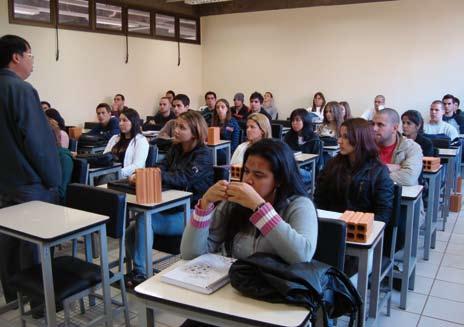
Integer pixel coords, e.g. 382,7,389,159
212,148,218,166
369,234,383,319
98,225,112,326
226,144,231,165
310,160,316,199
144,212,153,278
84,235,96,307
356,250,369,326
431,171,441,249
424,174,435,260
40,244,57,327
399,201,415,310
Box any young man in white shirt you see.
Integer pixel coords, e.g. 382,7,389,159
423,100,459,140
361,95,385,121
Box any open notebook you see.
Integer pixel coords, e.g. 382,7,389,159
161,254,236,294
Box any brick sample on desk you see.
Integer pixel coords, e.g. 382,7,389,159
207,127,220,145
69,127,83,140
135,168,162,204
423,156,440,172
231,165,242,180
340,211,374,243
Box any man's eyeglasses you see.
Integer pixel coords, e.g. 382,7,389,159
23,52,34,60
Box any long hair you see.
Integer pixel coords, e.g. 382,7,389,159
312,92,326,112
285,109,315,148
45,108,66,131
401,110,425,134
224,139,308,254
339,101,352,120
177,110,208,146
321,118,379,194
322,101,344,137
247,113,272,140
113,108,141,154
211,98,232,127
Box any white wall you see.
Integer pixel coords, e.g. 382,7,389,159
201,0,464,119
0,0,203,125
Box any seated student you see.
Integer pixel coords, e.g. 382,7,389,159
401,110,434,157
199,91,217,126
263,91,278,120
423,100,459,140
249,91,272,122
48,119,73,204
111,93,129,118
125,111,214,285
361,95,385,121
284,108,321,155
45,108,69,149
88,103,120,141
339,101,352,120
158,94,191,139
41,101,50,111
317,101,343,138
442,94,464,134
315,118,394,224
165,90,175,104
230,113,272,165
181,138,318,264
373,108,423,186
145,96,175,127
230,92,249,121
307,92,326,120
210,98,241,153
104,108,149,179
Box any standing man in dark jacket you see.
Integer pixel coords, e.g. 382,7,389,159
0,35,62,303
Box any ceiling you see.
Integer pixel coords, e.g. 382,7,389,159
118,0,395,17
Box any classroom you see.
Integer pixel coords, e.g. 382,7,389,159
0,0,463,326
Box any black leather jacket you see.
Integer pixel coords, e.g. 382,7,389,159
157,143,213,206
314,158,394,224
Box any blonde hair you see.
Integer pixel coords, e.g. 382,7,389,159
247,113,272,139
178,110,208,146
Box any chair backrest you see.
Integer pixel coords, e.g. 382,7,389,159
383,184,402,258
143,124,163,131
68,138,78,152
71,158,89,184
145,145,159,167
66,183,126,239
271,119,291,128
314,217,346,270
424,133,451,149
84,122,99,130
213,166,230,182
271,124,283,139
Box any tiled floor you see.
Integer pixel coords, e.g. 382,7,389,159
1,209,464,326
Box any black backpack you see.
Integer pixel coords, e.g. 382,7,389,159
229,253,362,327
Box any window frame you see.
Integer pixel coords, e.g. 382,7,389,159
8,0,201,45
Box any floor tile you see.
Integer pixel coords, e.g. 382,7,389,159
391,291,427,314
446,242,464,256
418,250,444,266
370,308,420,327
436,266,464,285
430,280,464,302
423,296,464,324
449,233,464,245
431,240,448,253
416,261,440,279
419,316,464,327
437,231,452,242
412,275,434,295
442,253,464,270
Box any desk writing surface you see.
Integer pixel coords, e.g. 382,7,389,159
295,153,318,162
0,201,107,240
401,185,424,199
135,260,310,327
88,162,122,172
438,148,458,156
125,189,192,208
207,140,231,146
323,145,339,150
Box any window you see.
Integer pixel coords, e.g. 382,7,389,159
128,9,150,35
179,18,197,41
12,0,51,23
58,0,89,27
155,13,175,38
96,2,122,31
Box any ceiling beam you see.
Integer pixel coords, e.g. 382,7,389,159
198,0,396,17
